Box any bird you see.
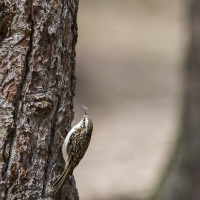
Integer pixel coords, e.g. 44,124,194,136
52,105,93,195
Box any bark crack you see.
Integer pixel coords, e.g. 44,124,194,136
41,96,61,198
18,7,34,104
3,130,14,200
61,0,66,27
2,130,15,180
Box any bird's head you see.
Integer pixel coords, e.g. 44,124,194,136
82,105,93,133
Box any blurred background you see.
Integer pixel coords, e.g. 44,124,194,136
73,0,188,199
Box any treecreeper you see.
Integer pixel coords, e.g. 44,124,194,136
52,106,93,195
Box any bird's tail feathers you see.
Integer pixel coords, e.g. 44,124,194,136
52,165,72,195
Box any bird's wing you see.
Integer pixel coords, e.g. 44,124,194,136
67,126,91,168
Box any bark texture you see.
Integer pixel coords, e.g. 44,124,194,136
154,1,200,200
0,0,79,199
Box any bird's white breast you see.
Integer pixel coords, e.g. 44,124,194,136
62,118,84,163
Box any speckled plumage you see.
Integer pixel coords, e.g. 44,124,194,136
53,111,93,195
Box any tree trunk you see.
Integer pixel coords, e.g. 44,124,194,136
154,0,200,199
0,0,79,199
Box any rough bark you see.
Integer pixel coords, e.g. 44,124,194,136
0,0,79,199
154,1,200,200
